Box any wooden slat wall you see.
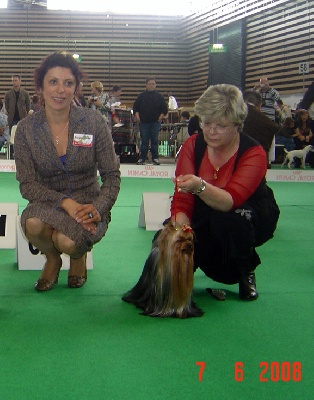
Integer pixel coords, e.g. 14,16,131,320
0,1,312,109
245,0,314,94
178,0,295,104
0,9,189,107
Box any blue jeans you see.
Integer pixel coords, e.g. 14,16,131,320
139,122,160,160
275,136,295,152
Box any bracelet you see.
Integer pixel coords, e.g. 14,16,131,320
191,178,206,195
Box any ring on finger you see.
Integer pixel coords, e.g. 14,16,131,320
88,212,93,218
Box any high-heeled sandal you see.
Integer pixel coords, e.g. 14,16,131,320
34,259,62,292
68,254,87,289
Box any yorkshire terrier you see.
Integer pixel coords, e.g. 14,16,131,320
122,222,203,318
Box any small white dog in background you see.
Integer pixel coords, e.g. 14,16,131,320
281,145,313,169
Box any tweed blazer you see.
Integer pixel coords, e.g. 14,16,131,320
14,106,121,254
4,88,31,126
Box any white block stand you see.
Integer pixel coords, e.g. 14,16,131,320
138,192,171,231
0,203,19,249
16,216,93,270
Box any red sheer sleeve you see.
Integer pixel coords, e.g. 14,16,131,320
170,135,267,219
223,147,267,208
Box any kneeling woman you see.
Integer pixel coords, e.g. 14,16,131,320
14,52,120,291
172,84,279,300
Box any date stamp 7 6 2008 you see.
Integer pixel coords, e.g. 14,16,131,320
196,361,302,382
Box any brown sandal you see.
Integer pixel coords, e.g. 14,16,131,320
68,254,87,288
34,260,62,292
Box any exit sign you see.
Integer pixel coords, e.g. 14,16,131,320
209,44,228,53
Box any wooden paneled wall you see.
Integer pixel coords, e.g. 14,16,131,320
0,1,313,109
0,9,188,107
175,0,304,104
245,0,314,94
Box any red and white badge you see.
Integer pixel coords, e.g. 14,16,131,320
73,133,93,147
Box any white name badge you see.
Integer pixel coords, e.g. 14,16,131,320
73,133,93,147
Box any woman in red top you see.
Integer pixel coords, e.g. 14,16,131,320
171,84,279,300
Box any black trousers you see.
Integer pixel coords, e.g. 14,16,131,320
193,206,261,285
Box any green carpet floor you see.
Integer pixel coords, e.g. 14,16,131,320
0,173,313,399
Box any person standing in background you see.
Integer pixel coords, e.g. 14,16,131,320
243,90,279,165
4,74,31,158
253,76,281,121
300,81,314,133
4,74,31,130
133,77,168,165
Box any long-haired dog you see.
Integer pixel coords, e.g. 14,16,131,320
281,144,313,169
122,222,203,318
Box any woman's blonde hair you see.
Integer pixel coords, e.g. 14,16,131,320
194,84,248,130
91,81,103,92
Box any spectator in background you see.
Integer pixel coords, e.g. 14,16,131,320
293,109,314,167
180,111,190,122
109,85,122,127
0,99,10,153
188,114,202,136
294,109,313,148
73,83,86,107
86,81,111,123
4,74,31,131
4,74,31,159
30,94,41,113
243,90,279,165
275,117,296,151
110,85,122,104
253,76,281,121
276,99,292,124
300,81,314,133
177,111,190,146
296,98,303,110
133,77,168,165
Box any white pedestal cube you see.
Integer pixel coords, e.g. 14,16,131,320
0,203,19,249
138,192,171,231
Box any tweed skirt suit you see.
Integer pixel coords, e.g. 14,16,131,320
14,105,121,256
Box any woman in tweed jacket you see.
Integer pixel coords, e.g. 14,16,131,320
14,52,121,291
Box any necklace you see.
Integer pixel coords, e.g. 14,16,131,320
52,121,69,145
213,166,220,180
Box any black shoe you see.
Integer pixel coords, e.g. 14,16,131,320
152,158,160,165
239,271,259,301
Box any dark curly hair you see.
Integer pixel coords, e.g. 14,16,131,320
34,51,84,93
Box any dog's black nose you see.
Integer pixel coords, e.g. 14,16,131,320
182,241,193,253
